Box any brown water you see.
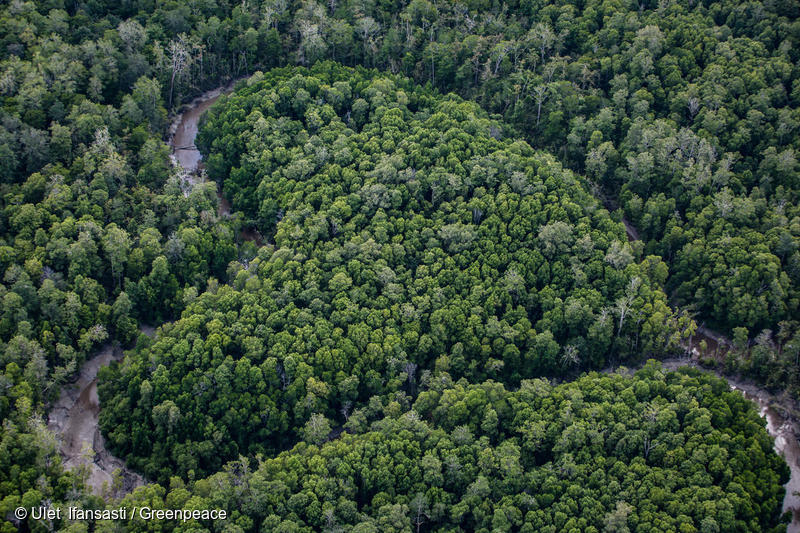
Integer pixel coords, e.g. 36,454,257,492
169,83,266,244
47,343,144,496
168,87,229,199
169,87,229,211
170,92,224,172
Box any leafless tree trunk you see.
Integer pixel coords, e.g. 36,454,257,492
532,84,549,127
168,37,191,109
643,435,658,458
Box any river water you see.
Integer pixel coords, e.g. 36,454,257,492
45,82,800,528
169,85,231,173
47,87,259,498
168,83,264,245
47,342,146,496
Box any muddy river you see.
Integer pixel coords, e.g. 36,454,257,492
48,86,261,497
45,82,800,528
47,342,146,496
169,85,230,173
169,82,264,245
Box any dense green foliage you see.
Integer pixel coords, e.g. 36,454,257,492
0,154,236,531
100,365,787,532
98,64,692,483
0,98,241,532
0,0,797,530
0,2,245,525
1,0,797,338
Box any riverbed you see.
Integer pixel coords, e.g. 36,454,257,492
168,86,229,199
168,84,234,173
47,342,145,496
168,82,264,245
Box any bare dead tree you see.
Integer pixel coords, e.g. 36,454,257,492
531,84,550,127
167,36,192,109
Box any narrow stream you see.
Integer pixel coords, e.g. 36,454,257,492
45,87,267,498
170,94,220,172
47,341,147,496
169,82,264,245
168,86,229,203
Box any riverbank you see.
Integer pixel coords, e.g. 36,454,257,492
168,81,264,245
41,83,254,500
47,342,145,497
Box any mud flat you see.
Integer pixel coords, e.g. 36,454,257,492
732,380,800,532
47,343,144,496
168,84,234,173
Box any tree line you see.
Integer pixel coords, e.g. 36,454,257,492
0,0,797,530
98,64,693,484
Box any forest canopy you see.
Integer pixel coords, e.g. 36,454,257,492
99,63,690,484
114,364,790,533
0,0,797,531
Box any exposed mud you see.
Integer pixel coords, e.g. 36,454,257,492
733,383,800,531
169,81,265,245
47,343,144,497
168,89,225,197
168,83,236,174
689,325,731,357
